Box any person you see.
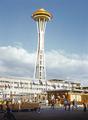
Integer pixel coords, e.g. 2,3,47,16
68,100,71,111
51,98,55,109
74,100,78,110
3,107,16,120
72,99,77,110
83,103,87,112
37,102,41,113
0,102,3,112
72,100,75,110
64,99,68,111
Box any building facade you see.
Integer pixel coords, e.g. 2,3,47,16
0,76,88,103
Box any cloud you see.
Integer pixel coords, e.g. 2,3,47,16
46,50,88,86
0,46,88,86
0,46,35,77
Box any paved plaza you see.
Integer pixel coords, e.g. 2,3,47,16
0,108,88,120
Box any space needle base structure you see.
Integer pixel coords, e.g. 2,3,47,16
32,8,52,85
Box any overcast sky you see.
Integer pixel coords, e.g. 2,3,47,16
0,0,88,86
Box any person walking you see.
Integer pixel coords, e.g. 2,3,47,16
83,103,87,112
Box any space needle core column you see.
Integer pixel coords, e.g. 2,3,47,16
32,8,52,84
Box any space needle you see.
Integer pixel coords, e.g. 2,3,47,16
32,8,52,85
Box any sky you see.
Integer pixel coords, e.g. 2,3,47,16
0,0,88,86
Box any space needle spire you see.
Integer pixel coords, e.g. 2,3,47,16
32,8,52,84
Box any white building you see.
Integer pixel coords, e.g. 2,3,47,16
47,79,81,91
0,77,31,100
0,76,86,102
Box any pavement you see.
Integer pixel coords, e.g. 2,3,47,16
0,107,88,120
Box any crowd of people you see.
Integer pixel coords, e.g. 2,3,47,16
48,95,87,112
0,96,87,120
64,99,87,112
